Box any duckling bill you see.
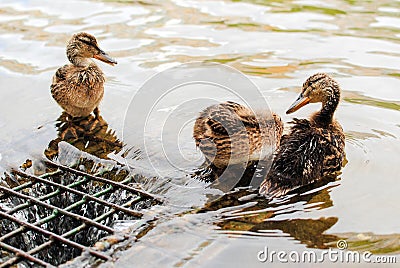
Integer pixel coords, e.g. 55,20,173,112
193,101,283,168
259,73,346,198
51,32,117,118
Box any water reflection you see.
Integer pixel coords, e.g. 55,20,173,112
200,177,341,249
194,160,270,191
249,217,339,249
45,112,123,160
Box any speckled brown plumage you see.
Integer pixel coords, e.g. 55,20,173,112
193,101,283,168
260,73,345,198
51,32,117,118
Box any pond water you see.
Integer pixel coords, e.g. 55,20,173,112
0,0,399,266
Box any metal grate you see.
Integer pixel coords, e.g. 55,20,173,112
0,158,160,267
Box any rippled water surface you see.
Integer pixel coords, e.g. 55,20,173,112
0,0,400,266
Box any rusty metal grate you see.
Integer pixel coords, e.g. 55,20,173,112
0,158,159,267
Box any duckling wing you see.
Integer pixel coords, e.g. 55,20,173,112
259,118,331,197
51,64,68,85
194,102,256,141
193,102,258,165
222,101,261,128
50,64,70,101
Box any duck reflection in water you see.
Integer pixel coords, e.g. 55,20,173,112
200,176,341,249
193,159,272,192
45,112,123,160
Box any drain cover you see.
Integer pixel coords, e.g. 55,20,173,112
0,142,160,267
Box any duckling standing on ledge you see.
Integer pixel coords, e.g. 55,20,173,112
193,101,283,168
51,32,117,118
259,73,345,198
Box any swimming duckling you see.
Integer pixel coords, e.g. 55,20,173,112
193,101,283,168
51,32,117,118
259,73,345,198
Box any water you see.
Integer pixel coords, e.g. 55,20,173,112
0,0,399,266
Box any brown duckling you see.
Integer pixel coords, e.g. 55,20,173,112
193,101,283,168
259,73,345,198
51,32,117,118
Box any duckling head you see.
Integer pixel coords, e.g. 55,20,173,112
66,32,117,67
286,73,340,114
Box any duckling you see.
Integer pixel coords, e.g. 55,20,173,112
193,101,283,168
51,32,117,118
259,73,345,198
